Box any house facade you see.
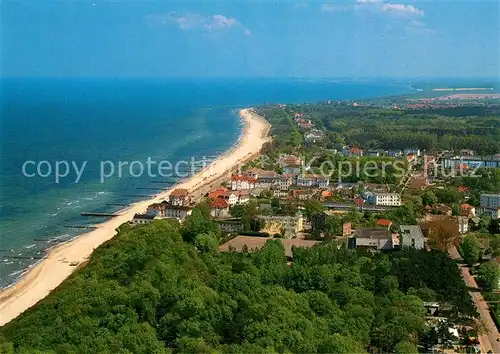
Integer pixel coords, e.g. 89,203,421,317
131,214,157,225
210,198,230,219
230,175,256,191
169,188,190,206
400,225,425,250
280,155,302,174
372,193,401,206
256,170,280,188
259,211,303,238
163,205,193,222
296,174,329,188
349,228,393,250
278,174,295,190
480,194,500,220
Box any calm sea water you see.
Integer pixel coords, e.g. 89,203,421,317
0,78,414,287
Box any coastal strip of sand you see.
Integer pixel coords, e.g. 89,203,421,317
0,108,271,326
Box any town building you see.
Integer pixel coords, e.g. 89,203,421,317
244,168,260,179
230,175,256,191
280,155,302,174
210,198,230,219
376,218,393,230
259,211,303,238
400,225,425,250
460,203,476,217
209,189,249,205
278,174,295,190
404,148,421,157
131,213,157,225
480,194,500,220
342,222,352,236
443,155,500,169
481,208,500,220
387,149,403,158
296,174,329,188
217,219,243,234
163,205,193,222
346,147,363,157
366,150,381,157
272,188,289,199
372,192,402,206
348,228,393,250
169,188,190,206
480,194,500,209
256,170,280,188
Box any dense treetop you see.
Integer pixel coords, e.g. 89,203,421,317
0,217,475,353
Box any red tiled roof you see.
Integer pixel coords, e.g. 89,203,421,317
170,188,189,197
349,147,362,153
377,219,393,227
211,198,229,209
461,203,473,210
208,188,228,199
231,175,257,182
282,155,301,166
457,185,470,193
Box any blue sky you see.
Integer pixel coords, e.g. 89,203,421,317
2,1,499,78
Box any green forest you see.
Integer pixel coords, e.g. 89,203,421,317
261,104,500,154
0,216,476,353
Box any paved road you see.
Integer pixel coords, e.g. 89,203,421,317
449,246,500,353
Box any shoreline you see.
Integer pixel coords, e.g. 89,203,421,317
0,108,271,326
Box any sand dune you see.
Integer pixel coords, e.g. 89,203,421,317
0,108,270,326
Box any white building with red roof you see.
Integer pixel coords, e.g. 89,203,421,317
280,154,302,174
230,174,256,191
169,188,191,206
209,189,249,206
210,198,230,218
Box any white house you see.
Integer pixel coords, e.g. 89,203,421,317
480,194,500,220
373,193,401,206
404,148,421,157
169,188,191,206
131,214,157,225
296,174,329,188
481,208,500,220
481,194,500,209
280,155,302,174
278,174,295,190
210,198,230,219
400,225,425,250
256,170,280,188
163,205,193,222
230,175,256,191
216,190,249,206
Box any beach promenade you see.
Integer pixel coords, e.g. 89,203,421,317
0,108,271,326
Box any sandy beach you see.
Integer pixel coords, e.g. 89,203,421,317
0,108,271,326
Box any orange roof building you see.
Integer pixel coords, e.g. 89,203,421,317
170,188,189,197
376,219,393,228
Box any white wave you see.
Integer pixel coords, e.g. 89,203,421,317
9,269,23,277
